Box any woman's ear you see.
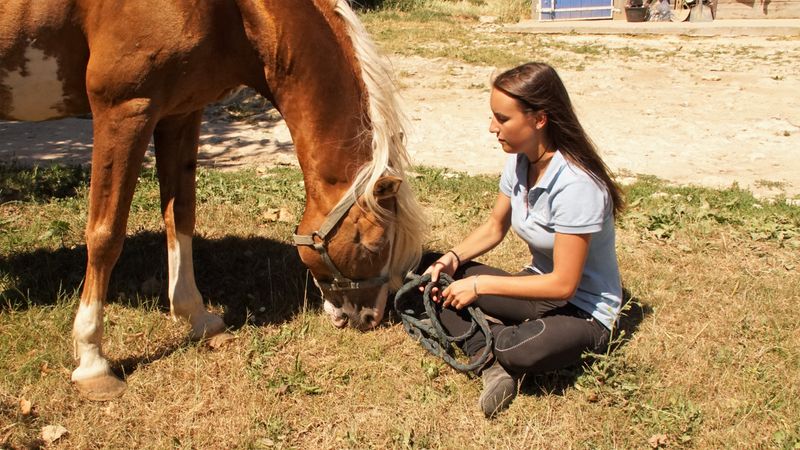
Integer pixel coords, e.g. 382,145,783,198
533,111,548,130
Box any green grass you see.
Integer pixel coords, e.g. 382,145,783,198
1,163,798,448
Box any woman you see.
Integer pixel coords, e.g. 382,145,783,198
422,62,625,418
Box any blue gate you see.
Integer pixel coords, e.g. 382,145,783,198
539,0,614,20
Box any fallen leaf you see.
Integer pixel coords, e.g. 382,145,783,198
648,433,669,448
263,208,280,221
207,333,236,350
39,361,50,375
277,208,295,223
263,208,295,223
41,425,68,444
274,384,290,396
19,398,32,416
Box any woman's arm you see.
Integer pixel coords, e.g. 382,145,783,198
451,193,513,263
424,193,512,280
441,232,591,310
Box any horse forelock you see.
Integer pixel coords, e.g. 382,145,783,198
332,0,425,289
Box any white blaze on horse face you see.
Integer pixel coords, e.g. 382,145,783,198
168,232,225,339
3,46,66,121
72,300,112,381
323,299,348,328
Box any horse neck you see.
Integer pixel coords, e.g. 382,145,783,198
237,0,373,216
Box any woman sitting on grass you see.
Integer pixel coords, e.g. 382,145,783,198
421,62,625,418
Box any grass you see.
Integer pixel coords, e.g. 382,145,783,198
1,162,799,449
2,2,800,447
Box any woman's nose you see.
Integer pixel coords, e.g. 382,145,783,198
488,117,498,133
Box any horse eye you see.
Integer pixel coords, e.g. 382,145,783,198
360,236,386,254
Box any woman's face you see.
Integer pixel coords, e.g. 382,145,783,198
488,88,541,156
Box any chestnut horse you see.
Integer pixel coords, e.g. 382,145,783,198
0,0,425,400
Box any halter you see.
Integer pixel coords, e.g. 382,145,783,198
292,185,390,292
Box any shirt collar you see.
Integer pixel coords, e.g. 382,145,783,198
520,150,566,191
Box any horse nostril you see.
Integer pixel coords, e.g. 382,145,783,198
362,313,375,325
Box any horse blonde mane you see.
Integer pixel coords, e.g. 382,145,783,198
333,0,425,289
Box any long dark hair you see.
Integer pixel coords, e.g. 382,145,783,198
493,62,625,216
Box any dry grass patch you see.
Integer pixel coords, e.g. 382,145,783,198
1,164,799,448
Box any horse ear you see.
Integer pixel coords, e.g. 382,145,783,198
373,176,402,200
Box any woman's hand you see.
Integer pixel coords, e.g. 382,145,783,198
441,276,479,310
420,251,460,301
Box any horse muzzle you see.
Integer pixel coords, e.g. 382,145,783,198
322,283,388,331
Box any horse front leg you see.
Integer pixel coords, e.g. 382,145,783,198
154,111,225,340
72,99,156,401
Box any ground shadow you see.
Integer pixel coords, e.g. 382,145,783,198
520,287,652,397
0,231,321,328
0,89,289,169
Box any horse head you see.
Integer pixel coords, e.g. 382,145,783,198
248,0,426,331
296,175,405,330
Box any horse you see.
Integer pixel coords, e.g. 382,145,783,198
0,0,425,400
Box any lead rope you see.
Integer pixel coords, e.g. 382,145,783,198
394,273,493,373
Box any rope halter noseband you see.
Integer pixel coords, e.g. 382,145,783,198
292,184,390,293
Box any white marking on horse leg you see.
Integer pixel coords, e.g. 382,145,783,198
4,46,66,121
168,232,225,339
71,300,111,381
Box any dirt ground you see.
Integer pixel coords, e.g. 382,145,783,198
1,33,799,199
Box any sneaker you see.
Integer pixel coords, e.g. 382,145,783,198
478,361,517,418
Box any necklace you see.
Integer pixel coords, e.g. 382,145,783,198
529,149,552,166
527,150,554,189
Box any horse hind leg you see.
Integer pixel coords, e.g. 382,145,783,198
72,99,157,400
154,110,225,340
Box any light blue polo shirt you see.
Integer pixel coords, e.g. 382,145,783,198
499,151,622,330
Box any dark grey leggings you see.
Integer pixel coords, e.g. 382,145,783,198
419,253,610,376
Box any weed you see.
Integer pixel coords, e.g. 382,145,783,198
0,163,89,203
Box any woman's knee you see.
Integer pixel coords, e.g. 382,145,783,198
492,320,548,373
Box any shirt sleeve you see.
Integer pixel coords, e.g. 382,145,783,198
499,154,517,197
551,176,609,234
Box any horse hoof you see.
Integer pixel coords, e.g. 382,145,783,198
189,314,226,341
74,374,127,401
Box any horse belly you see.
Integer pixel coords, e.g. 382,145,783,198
0,44,88,121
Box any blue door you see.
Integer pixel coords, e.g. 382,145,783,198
539,0,614,20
